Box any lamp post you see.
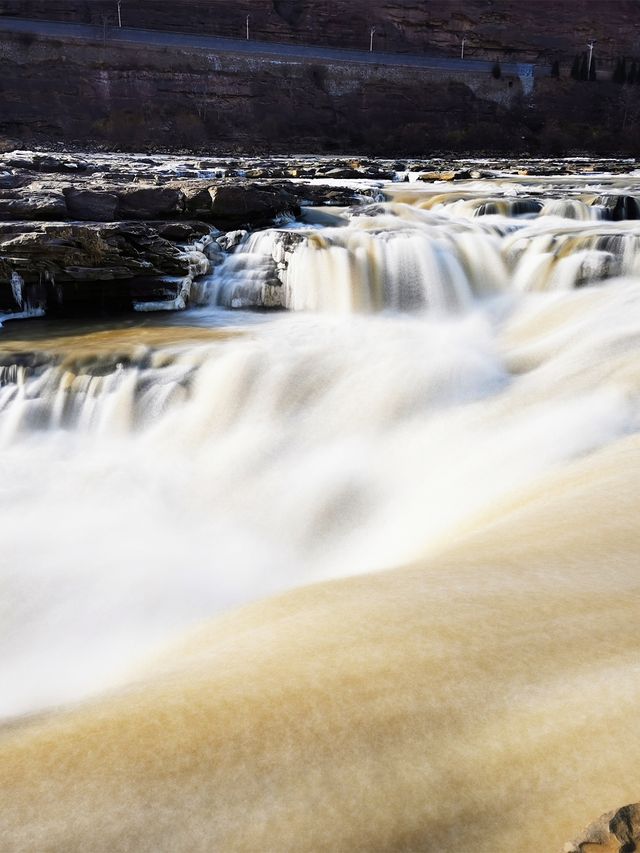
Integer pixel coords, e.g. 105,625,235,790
369,26,376,53
246,15,250,40
461,36,466,59
587,39,596,75
117,0,122,28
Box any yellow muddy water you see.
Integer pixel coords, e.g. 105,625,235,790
3,173,640,852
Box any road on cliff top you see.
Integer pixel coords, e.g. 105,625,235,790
0,16,535,78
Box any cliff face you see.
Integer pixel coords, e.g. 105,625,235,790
1,0,639,62
0,27,639,157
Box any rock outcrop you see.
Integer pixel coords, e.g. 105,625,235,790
0,220,213,315
0,152,388,316
2,0,639,63
564,802,640,852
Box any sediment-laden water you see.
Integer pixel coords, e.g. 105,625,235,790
2,166,640,852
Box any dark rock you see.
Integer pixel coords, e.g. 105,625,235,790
593,195,640,221
117,187,185,219
156,221,211,241
0,174,31,190
207,184,299,227
0,191,67,220
63,187,119,221
0,222,197,291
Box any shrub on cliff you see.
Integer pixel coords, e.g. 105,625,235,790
614,57,628,83
571,56,581,79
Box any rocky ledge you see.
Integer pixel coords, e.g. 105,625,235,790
0,151,385,318
564,802,640,852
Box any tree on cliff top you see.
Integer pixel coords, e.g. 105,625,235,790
614,57,628,83
571,55,581,79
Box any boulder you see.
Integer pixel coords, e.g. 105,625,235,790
0,191,67,220
63,187,119,222
207,184,299,227
0,222,193,286
117,186,185,219
156,221,210,241
594,194,640,221
563,802,640,852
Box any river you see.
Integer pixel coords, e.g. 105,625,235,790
1,164,640,851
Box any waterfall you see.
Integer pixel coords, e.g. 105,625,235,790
204,200,640,313
10,271,23,309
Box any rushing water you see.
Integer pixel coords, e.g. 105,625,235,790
2,170,640,852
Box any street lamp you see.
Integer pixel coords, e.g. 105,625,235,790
246,15,250,40
369,26,376,53
587,39,596,75
117,0,122,28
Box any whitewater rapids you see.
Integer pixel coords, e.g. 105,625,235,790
3,174,640,851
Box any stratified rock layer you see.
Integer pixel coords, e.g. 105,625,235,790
2,0,639,61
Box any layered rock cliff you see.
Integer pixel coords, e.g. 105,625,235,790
1,0,639,63
1,26,639,156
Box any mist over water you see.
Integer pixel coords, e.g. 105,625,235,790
3,168,640,851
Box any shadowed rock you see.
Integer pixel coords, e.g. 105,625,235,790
64,187,119,221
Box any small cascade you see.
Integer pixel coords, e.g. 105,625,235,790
506,224,640,291
201,229,302,309
10,271,23,309
0,349,197,440
540,199,603,220
474,198,543,217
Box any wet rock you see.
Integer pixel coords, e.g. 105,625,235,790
476,198,544,216
564,802,640,852
418,170,458,182
316,166,364,179
593,195,640,221
216,229,247,251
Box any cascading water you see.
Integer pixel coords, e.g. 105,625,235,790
202,188,640,313
4,167,640,853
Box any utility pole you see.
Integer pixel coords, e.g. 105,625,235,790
246,15,250,40
369,26,376,53
587,40,596,75
461,37,466,59
117,0,122,28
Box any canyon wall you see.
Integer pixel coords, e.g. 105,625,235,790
1,0,639,62
0,28,639,156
